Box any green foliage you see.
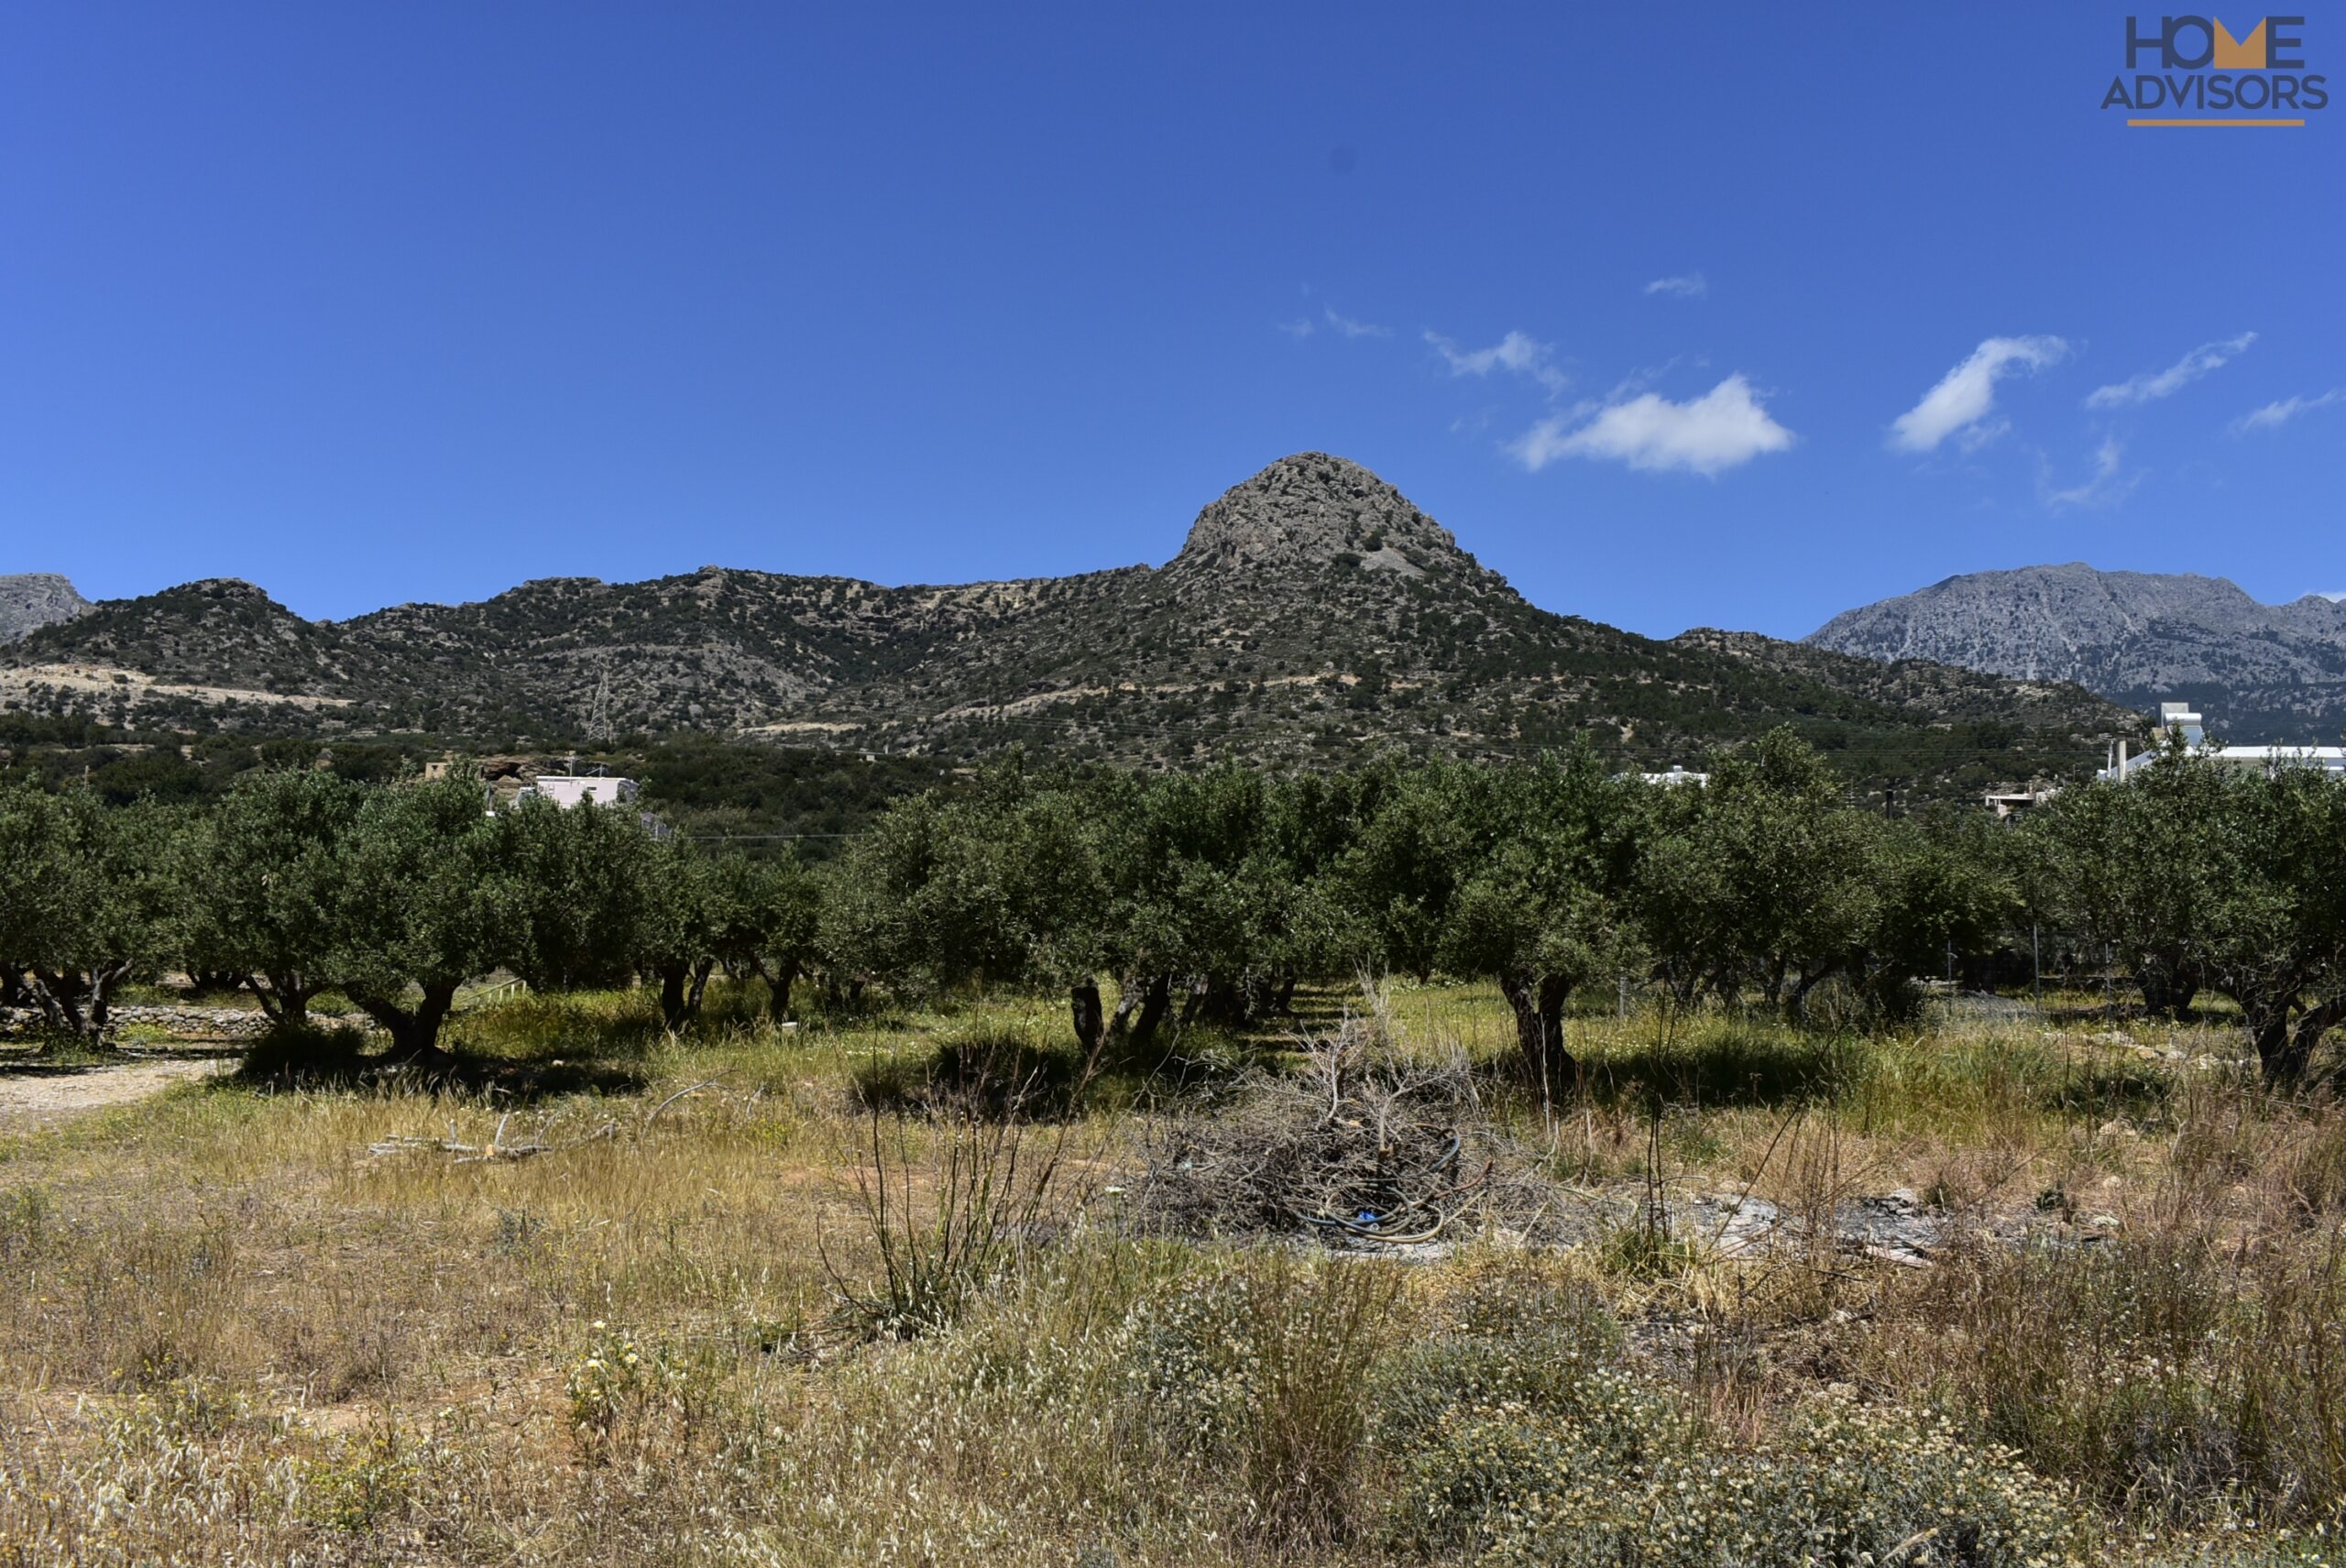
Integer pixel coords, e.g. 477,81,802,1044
18,728,2346,1086
174,766,360,1025
0,779,181,1038
2033,752,2346,1080
321,772,516,1054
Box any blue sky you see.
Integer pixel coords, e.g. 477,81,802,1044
2,4,2340,639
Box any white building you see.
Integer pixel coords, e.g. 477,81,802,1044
516,773,641,808
2101,702,2346,782
1634,765,1708,788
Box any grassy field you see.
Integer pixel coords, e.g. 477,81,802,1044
5,981,2345,1565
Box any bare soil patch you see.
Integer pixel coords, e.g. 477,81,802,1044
0,1050,236,1123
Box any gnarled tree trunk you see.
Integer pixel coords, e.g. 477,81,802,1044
1069,978,1106,1054
24,961,133,1046
1497,970,1574,1102
2134,955,2201,1022
657,959,716,1033
249,970,316,1028
2253,993,2346,1087
355,979,460,1064
1111,972,1173,1046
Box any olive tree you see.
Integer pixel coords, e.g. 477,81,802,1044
708,850,824,1023
2186,760,2346,1082
1434,749,1639,1095
2024,750,2219,1020
0,782,180,1042
1846,811,2019,1022
175,767,360,1025
825,768,1113,1050
321,772,516,1059
1631,729,1875,1014
492,793,651,992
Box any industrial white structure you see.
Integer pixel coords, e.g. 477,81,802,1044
2101,702,2346,783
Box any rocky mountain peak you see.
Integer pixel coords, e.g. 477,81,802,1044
1808,562,2346,741
1170,453,1473,579
0,573,92,643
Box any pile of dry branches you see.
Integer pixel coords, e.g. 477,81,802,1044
1131,1021,1555,1246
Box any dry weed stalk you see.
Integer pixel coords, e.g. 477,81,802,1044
823,1035,1109,1340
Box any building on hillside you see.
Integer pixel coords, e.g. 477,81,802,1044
1633,764,1708,788
515,773,641,808
2100,701,2346,783
1983,782,2059,819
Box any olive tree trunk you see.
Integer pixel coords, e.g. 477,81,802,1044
1496,970,1574,1102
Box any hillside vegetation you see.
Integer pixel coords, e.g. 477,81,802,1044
4,455,2143,793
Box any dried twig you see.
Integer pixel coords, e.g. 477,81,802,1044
366,1116,616,1163
644,1076,728,1125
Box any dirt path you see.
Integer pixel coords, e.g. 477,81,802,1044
0,1053,237,1124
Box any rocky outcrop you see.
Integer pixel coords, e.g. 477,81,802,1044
0,573,90,643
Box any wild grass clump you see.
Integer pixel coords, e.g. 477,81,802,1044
826,1029,1106,1341
1890,1228,2346,1530
1121,1249,1400,1545
1387,1371,2081,1568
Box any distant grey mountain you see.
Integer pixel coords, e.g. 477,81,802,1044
0,574,91,643
1806,563,2346,742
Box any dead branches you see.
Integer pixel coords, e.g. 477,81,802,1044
1131,1020,1536,1247
366,1112,616,1163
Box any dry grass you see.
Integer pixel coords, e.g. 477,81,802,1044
3,979,2344,1564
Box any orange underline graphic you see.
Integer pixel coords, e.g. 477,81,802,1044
2127,117,2306,126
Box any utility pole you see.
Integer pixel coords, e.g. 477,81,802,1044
587,666,613,746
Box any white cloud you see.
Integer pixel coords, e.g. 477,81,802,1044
1425,329,1568,396
1277,318,1315,339
1323,307,1389,339
2041,437,2141,510
2086,332,2256,408
1644,274,1707,298
2232,389,2343,433
1512,374,1794,477
1890,335,2070,453
1955,417,2011,455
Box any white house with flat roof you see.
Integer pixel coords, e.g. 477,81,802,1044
515,773,641,808
2101,703,2346,783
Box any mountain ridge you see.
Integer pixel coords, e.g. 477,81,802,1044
1807,563,2346,741
5,455,2141,788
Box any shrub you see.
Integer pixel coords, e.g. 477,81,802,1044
1121,1251,1398,1545
1390,1382,2079,1568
